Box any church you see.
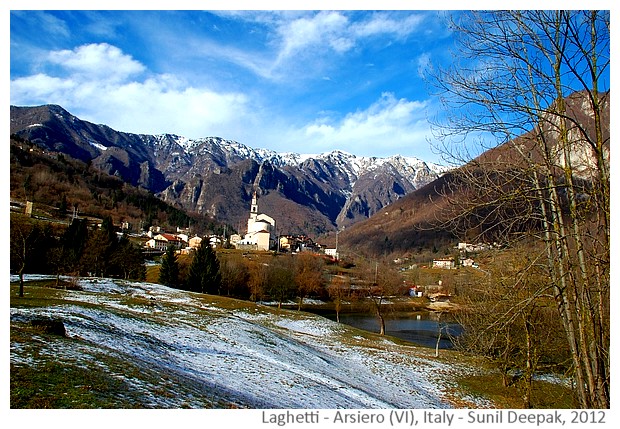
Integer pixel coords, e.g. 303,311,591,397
235,190,275,251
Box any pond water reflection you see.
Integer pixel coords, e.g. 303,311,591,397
324,312,463,349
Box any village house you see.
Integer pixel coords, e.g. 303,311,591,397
209,235,222,248
188,235,203,248
456,241,498,253
279,234,320,253
461,258,477,268
146,226,163,238
279,235,294,251
432,257,455,269
229,234,242,246
146,233,186,251
325,248,339,260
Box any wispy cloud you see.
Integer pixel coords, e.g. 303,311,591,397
352,12,426,39
206,11,427,81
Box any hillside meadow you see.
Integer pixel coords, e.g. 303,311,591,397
10,275,573,410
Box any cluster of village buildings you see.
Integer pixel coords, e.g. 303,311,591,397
427,241,500,269
144,191,495,271
144,190,338,257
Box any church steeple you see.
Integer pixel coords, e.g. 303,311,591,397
250,190,258,220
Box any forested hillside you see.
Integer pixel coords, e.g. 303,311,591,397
10,135,226,235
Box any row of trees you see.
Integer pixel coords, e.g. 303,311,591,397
159,246,408,335
159,247,330,307
10,214,145,296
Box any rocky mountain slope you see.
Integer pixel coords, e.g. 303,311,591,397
10,105,446,235
337,90,610,257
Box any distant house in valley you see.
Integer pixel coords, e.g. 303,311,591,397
188,235,203,249
325,248,339,259
146,233,186,251
146,237,168,251
461,258,476,267
432,257,455,269
279,234,320,253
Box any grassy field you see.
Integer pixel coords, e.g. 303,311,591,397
9,278,574,409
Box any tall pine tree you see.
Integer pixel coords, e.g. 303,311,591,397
186,240,221,294
159,245,180,287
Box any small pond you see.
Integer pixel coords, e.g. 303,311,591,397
322,312,463,349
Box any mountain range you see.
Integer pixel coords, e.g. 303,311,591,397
10,104,446,236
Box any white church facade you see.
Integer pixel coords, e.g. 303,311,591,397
234,190,275,251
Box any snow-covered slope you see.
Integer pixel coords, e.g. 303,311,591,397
10,275,490,409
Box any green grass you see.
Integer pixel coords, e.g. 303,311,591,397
10,279,575,409
10,322,141,408
453,370,575,409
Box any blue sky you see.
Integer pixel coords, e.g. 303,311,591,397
10,9,459,162
9,3,608,163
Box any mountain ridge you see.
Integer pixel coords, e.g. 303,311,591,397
10,104,446,235
337,89,610,257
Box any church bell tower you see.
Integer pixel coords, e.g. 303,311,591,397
250,190,258,221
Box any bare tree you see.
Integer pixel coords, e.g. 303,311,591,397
358,260,403,336
430,11,609,408
453,245,570,407
247,259,267,302
219,253,251,298
327,274,351,323
10,214,44,297
265,255,296,309
294,253,325,310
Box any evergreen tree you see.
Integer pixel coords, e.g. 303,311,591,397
110,234,146,280
159,245,180,287
61,218,88,273
186,240,221,294
80,216,117,277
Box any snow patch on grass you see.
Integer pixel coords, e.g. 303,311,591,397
11,275,488,408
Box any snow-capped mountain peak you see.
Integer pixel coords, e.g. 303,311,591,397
11,104,447,232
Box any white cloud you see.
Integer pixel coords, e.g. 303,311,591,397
10,43,250,138
47,43,145,82
268,11,424,76
297,93,433,157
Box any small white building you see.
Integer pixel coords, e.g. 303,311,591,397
325,248,339,259
432,257,455,269
461,258,475,267
209,236,222,248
